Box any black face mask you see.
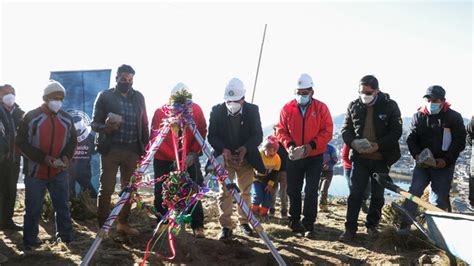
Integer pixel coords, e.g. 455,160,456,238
116,82,132,93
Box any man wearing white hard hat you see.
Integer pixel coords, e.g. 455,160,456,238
17,80,77,249
275,73,333,238
150,83,207,238
208,78,266,240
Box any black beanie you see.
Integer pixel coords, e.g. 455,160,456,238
360,75,379,90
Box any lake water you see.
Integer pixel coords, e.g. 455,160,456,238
328,174,411,198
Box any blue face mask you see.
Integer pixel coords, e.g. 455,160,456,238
428,102,442,114
296,95,310,105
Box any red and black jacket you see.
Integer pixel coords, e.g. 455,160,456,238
16,104,77,179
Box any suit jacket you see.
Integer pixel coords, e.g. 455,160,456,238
208,102,265,173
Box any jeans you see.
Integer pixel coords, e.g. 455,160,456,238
0,159,20,226
287,155,323,231
154,159,205,229
345,158,388,232
401,164,455,226
23,171,73,245
252,181,273,209
344,167,371,201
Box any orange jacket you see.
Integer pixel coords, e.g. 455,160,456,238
275,99,333,157
151,103,207,161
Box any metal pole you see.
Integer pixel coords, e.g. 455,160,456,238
188,122,286,266
251,24,267,104
81,126,171,265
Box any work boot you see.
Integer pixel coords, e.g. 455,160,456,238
117,223,139,236
240,224,254,236
193,227,205,238
366,226,380,238
218,227,233,241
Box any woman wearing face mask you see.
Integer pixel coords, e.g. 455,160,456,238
16,80,77,249
399,85,466,233
0,84,25,231
340,75,402,242
274,73,333,238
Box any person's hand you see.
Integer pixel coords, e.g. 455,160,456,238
185,153,196,168
369,142,379,153
265,184,275,194
237,146,247,164
60,155,69,169
222,149,232,166
104,121,120,133
303,144,312,157
322,164,329,171
435,159,447,169
44,155,55,167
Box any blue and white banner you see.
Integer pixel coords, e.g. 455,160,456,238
50,69,111,193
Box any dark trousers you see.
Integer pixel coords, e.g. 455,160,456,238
0,159,20,226
68,165,97,199
287,155,323,231
154,159,204,229
345,157,388,232
401,164,455,226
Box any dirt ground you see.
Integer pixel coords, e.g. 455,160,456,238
0,190,460,266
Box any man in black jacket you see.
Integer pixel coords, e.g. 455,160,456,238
91,65,149,235
340,75,402,241
468,116,474,207
399,86,466,231
0,84,25,230
208,78,265,240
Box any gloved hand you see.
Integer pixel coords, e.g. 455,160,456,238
185,153,197,168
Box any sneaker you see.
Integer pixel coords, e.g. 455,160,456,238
304,229,316,239
239,224,254,236
117,223,139,236
193,227,205,238
0,222,23,231
218,227,233,240
366,227,379,238
319,204,329,212
338,230,357,242
289,220,305,233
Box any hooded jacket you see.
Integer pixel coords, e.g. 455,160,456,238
406,102,466,166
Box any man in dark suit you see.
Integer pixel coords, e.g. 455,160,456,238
208,78,265,240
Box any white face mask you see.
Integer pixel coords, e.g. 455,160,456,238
2,94,15,107
359,93,374,104
48,100,63,113
226,102,242,115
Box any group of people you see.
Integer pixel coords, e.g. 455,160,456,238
0,64,473,257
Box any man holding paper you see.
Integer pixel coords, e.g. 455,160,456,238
399,85,466,232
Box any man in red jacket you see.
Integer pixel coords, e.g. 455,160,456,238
275,73,333,238
151,83,207,238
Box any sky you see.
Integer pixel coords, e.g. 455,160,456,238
1,0,472,128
